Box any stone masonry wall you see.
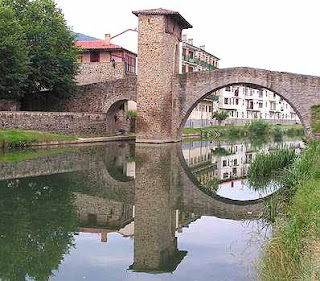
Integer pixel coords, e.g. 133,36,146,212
76,62,128,85
0,111,108,135
22,76,137,114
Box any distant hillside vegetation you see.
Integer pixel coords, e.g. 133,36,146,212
74,33,100,41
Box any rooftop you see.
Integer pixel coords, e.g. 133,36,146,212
132,8,192,29
75,41,136,55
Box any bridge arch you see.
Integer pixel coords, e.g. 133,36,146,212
176,67,319,140
106,99,137,135
176,144,268,220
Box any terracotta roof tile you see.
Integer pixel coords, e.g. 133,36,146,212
75,40,122,50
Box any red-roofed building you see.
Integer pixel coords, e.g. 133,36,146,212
76,34,137,74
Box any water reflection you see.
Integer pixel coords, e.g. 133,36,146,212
0,138,300,280
182,138,303,200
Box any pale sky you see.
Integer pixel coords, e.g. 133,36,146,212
56,0,320,76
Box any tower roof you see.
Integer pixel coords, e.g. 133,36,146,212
132,8,192,29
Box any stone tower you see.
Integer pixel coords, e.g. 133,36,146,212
132,9,192,143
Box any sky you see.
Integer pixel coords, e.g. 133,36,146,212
56,0,320,76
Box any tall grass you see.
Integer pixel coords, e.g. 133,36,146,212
248,148,297,179
311,105,320,133
259,141,320,281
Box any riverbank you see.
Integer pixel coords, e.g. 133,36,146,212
257,141,320,280
183,123,304,139
0,129,135,148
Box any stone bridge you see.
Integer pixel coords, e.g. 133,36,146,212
70,9,320,142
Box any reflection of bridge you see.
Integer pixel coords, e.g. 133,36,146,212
0,141,272,274
0,143,266,220
0,144,263,219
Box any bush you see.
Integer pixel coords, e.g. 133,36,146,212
212,111,229,125
247,120,271,136
127,110,137,119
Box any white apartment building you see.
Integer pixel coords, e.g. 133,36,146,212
186,85,300,128
218,85,300,126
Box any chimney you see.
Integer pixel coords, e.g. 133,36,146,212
187,38,193,45
199,45,205,50
182,34,187,42
105,33,111,44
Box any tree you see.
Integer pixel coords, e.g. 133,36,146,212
0,177,77,280
212,111,229,125
0,5,29,99
3,0,79,98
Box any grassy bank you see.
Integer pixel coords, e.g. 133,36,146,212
0,147,77,163
183,122,304,139
0,129,77,148
255,141,320,280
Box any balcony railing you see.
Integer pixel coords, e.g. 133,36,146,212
182,55,218,70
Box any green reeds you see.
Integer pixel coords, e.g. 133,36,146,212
248,148,297,180
259,141,320,281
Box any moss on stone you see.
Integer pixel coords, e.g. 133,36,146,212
311,105,320,133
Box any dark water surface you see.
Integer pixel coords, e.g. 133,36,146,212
0,137,303,281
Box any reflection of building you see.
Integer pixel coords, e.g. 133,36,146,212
75,193,134,242
182,139,304,185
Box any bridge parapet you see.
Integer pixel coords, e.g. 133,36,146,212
175,67,320,139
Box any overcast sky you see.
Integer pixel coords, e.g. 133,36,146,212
56,0,320,76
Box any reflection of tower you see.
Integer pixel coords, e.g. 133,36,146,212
130,144,187,273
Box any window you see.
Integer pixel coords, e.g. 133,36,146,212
224,98,228,104
189,67,194,72
90,51,100,62
225,86,231,91
223,160,227,167
259,103,263,108
223,172,229,179
182,65,186,73
259,90,263,98
235,99,239,105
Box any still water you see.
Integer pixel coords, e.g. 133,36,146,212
0,137,303,281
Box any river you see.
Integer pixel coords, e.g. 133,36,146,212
0,136,304,281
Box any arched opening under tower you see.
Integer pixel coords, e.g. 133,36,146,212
106,99,137,135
